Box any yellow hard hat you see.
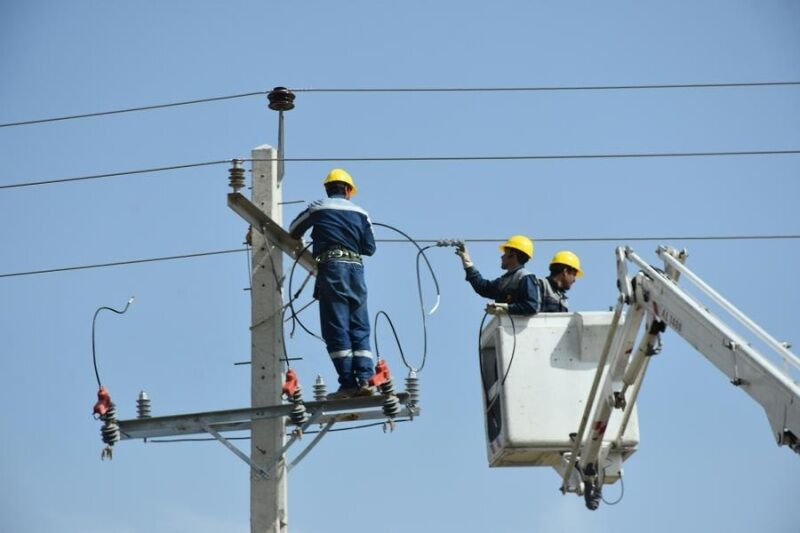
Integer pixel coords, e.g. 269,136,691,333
498,235,534,260
550,250,584,277
323,168,357,196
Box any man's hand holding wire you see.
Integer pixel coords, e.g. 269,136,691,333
456,245,473,269
485,302,508,315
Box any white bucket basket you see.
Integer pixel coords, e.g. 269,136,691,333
480,311,639,468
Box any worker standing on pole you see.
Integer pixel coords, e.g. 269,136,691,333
289,169,377,399
538,251,583,312
456,235,539,315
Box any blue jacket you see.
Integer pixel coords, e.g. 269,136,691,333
465,265,540,315
288,195,376,257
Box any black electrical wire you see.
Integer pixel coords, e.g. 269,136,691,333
0,91,266,128
0,248,247,278
294,81,800,93
2,234,799,280
286,241,324,342
4,81,797,128
247,149,800,164
91,297,134,388
3,149,800,190
0,159,230,190
373,310,407,367
477,309,518,410
600,470,625,506
372,222,440,373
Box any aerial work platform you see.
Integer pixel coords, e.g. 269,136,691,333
479,245,799,510
480,312,639,477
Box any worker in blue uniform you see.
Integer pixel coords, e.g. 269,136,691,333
289,169,376,398
456,235,539,315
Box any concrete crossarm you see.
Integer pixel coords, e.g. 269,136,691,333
227,192,317,276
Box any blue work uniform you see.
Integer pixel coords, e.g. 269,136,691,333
289,195,376,388
465,265,539,315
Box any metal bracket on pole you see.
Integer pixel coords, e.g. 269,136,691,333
262,411,324,477
227,192,318,276
289,419,336,472
203,423,270,479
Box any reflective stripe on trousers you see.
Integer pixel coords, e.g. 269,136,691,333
318,261,373,387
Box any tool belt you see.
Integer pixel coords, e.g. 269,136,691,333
315,246,362,264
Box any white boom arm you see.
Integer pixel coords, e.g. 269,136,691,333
568,245,800,510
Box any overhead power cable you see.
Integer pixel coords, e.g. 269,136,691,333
294,81,800,93
0,160,230,190
2,81,798,129
1,235,798,279
0,91,266,128
3,149,799,190
0,248,246,278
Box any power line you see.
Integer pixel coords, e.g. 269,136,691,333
0,248,246,278
294,81,800,93
2,81,798,129
2,235,798,279
0,160,230,190
0,91,266,128
253,149,800,163
3,149,799,190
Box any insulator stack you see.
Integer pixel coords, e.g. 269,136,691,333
228,159,246,192
405,371,420,406
136,390,151,418
313,375,327,402
100,402,120,446
288,386,309,426
267,87,296,111
379,378,401,418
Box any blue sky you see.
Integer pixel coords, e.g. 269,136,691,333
1,2,798,532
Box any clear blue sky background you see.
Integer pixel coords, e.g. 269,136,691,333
2,2,798,532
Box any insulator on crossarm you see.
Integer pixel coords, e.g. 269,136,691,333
313,375,327,402
99,400,120,459
228,159,246,192
405,371,420,407
288,386,309,426
379,377,401,419
136,390,151,419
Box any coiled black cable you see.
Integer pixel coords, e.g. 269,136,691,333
284,222,441,374
371,222,440,373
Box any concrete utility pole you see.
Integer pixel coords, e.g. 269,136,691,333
249,145,287,532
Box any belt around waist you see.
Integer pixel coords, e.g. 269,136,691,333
315,248,362,264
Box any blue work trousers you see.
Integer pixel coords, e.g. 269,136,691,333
316,261,373,388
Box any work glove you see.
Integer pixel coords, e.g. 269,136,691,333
485,302,509,315
455,245,473,269
293,236,308,254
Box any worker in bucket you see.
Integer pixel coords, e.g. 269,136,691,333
289,169,376,399
538,250,583,312
456,235,539,315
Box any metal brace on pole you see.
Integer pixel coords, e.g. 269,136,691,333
203,424,270,479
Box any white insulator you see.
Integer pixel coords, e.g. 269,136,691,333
405,371,420,406
136,390,151,419
313,375,327,402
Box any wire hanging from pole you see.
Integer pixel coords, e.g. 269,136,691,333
371,222,441,373
91,297,135,388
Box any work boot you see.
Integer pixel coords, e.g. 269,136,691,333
356,380,376,397
357,385,376,397
326,387,358,400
